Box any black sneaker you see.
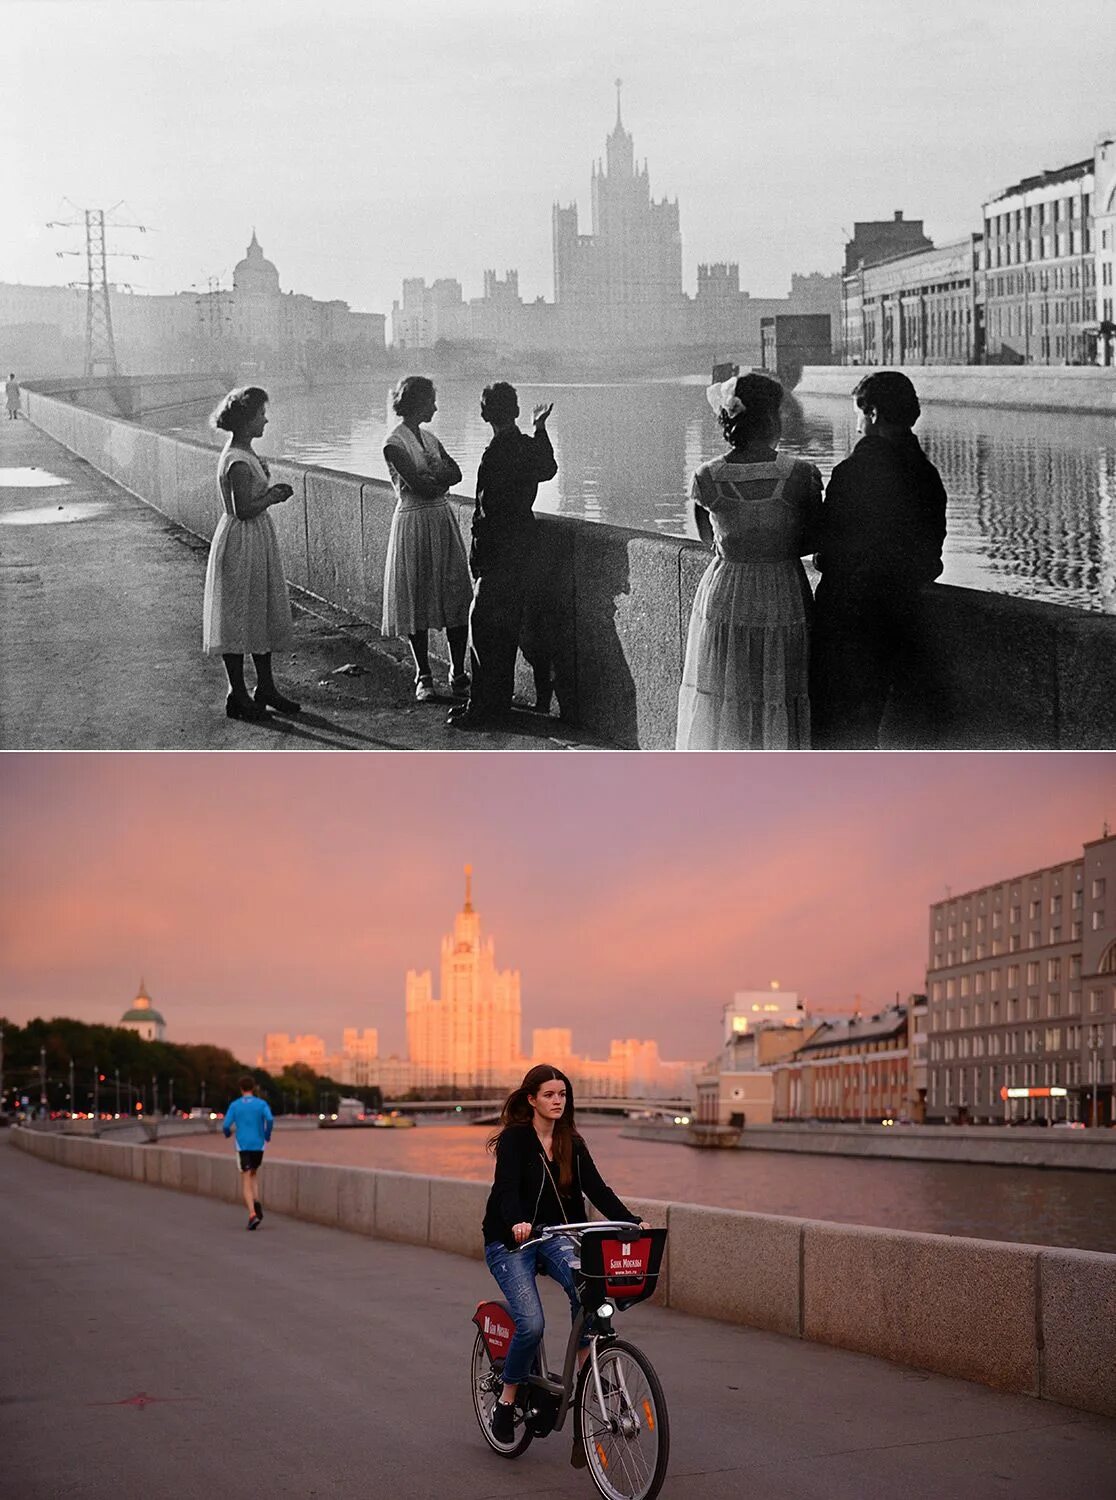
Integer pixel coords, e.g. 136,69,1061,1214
491,1400,516,1445
247,1214,261,1231
254,1199,263,1221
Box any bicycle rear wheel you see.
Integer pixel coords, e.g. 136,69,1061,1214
470,1329,533,1458
577,1338,669,1500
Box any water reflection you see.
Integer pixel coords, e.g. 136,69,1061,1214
182,379,1115,613
176,1119,1116,1253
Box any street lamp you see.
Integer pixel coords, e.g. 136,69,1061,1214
1088,1024,1103,1127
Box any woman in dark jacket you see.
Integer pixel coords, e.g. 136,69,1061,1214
482,1064,645,1447
810,370,947,749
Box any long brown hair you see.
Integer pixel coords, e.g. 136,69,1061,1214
487,1064,580,1191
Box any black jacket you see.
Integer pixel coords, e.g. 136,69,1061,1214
470,426,558,575
815,432,947,600
482,1123,637,1250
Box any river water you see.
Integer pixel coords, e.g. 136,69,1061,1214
199,379,1116,615
177,1118,1115,1254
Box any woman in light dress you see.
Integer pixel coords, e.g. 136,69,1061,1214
676,371,822,750
202,385,300,722
382,376,472,701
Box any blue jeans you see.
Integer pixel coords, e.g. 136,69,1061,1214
484,1238,585,1385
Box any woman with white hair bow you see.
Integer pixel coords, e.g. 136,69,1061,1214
676,371,822,750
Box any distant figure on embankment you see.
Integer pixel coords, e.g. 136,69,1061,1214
5,373,20,420
810,370,948,749
222,1076,273,1231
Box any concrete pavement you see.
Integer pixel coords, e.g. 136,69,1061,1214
0,418,605,750
3,1135,1114,1499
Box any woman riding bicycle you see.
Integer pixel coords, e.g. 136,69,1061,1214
482,1063,648,1446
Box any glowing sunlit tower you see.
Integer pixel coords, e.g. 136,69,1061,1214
405,866,522,1089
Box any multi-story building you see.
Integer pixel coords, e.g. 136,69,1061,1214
771,1000,923,1123
981,158,1095,365
844,212,934,275
841,236,982,367
337,1027,379,1087
925,832,1116,1125
552,87,684,352
695,987,813,1127
405,867,522,1090
1093,132,1116,366
259,1033,329,1072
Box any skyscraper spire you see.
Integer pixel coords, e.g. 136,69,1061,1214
463,863,473,913
615,77,623,127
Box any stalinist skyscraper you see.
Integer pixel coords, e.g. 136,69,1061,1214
405,867,523,1089
551,81,684,351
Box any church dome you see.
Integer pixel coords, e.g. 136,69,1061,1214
233,230,280,294
120,979,166,1028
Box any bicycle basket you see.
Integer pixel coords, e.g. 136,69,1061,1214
576,1227,667,1311
473,1299,516,1362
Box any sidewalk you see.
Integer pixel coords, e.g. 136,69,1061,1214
4,1136,1114,1500
0,419,608,750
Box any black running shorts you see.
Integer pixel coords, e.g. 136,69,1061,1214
237,1149,264,1173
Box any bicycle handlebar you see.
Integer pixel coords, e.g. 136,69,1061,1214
515,1220,641,1252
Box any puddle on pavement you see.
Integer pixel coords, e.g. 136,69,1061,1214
0,467,71,488
0,501,110,525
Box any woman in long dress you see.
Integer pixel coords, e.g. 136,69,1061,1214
202,385,300,722
676,371,822,750
381,376,472,701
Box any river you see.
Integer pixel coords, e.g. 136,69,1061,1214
176,378,1116,615
176,1117,1115,1254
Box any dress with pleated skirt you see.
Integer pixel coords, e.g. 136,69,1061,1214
676,449,821,751
202,445,293,655
381,422,472,636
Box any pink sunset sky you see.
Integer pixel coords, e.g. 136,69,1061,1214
1,753,1111,1066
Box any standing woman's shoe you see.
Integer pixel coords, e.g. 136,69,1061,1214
227,694,269,723
254,686,301,715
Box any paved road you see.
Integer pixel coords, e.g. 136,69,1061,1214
3,1137,1114,1499
0,419,603,750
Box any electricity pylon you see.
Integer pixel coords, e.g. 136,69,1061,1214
47,202,149,376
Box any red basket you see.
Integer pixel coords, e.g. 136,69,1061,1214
577,1227,667,1310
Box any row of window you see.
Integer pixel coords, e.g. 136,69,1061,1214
931,1056,1115,1110
933,869,1088,929
931,985,1114,1028
986,196,1091,236
930,1020,1106,1061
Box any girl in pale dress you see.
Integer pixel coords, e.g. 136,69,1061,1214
676,371,822,751
203,386,300,722
382,376,472,701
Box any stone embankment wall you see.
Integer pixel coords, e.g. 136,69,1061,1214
13,1126,1116,1421
26,373,234,422
625,1120,1116,1170
25,388,1116,750
798,363,1116,414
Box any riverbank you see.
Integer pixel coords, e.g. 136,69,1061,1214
19,384,1116,750
623,1119,1116,1171
12,1125,1116,1423
798,362,1116,414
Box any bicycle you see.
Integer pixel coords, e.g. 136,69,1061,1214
470,1221,669,1500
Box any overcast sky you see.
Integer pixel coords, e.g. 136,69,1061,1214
4,0,1115,316
1,753,1110,1065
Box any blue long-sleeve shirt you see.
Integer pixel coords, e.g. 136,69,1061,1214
222,1094,273,1151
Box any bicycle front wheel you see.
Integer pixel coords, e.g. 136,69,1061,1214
470,1329,533,1459
577,1338,669,1500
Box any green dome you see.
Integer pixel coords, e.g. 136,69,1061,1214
121,1005,165,1025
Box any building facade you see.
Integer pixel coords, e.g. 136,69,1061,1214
981,158,1095,365
118,979,167,1043
771,1002,923,1123
405,867,522,1090
925,832,1116,1125
1093,132,1116,365
841,237,982,367
552,87,683,351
